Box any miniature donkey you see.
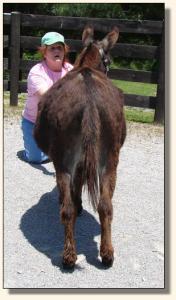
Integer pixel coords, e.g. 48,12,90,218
34,26,126,268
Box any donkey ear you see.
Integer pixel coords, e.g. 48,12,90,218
82,25,94,47
101,27,119,51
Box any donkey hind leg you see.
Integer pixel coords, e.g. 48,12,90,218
72,162,84,216
56,172,77,268
98,165,117,267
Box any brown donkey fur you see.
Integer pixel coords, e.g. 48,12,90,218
34,26,126,268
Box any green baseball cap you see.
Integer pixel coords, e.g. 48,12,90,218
41,32,65,46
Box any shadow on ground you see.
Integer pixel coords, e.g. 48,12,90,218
17,150,55,176
20,187,103,271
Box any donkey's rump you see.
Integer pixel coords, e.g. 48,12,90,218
35,66,124,182
35,67,123,145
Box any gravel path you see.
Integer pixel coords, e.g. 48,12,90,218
4,117,164,289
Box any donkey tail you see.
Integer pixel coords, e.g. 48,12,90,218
81,103,100,211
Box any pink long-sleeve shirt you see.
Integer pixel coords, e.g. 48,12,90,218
22,60,73,123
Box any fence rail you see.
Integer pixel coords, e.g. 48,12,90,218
3,12,164,122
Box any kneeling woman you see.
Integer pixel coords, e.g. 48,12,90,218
21,32,73,164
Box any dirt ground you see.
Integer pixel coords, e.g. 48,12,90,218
4,118,164,289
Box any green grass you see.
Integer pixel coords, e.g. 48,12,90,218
112,79,157,97
3,79,157,123
112,80,157,123
124,106,154,123
3,92,26,119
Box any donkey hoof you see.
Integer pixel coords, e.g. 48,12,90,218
62,260,75,270
101,249,114,267
102,256,114,267
62,253,77,269
62,257,76,269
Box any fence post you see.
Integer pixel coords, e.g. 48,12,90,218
154,21,165,123
10,11,21,106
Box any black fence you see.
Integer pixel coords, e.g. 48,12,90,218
3,12,164,122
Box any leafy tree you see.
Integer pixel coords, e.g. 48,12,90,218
3,3,164,20
122,3,164,20
3,3,164,71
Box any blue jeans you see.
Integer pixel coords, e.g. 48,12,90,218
21,117,48,163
